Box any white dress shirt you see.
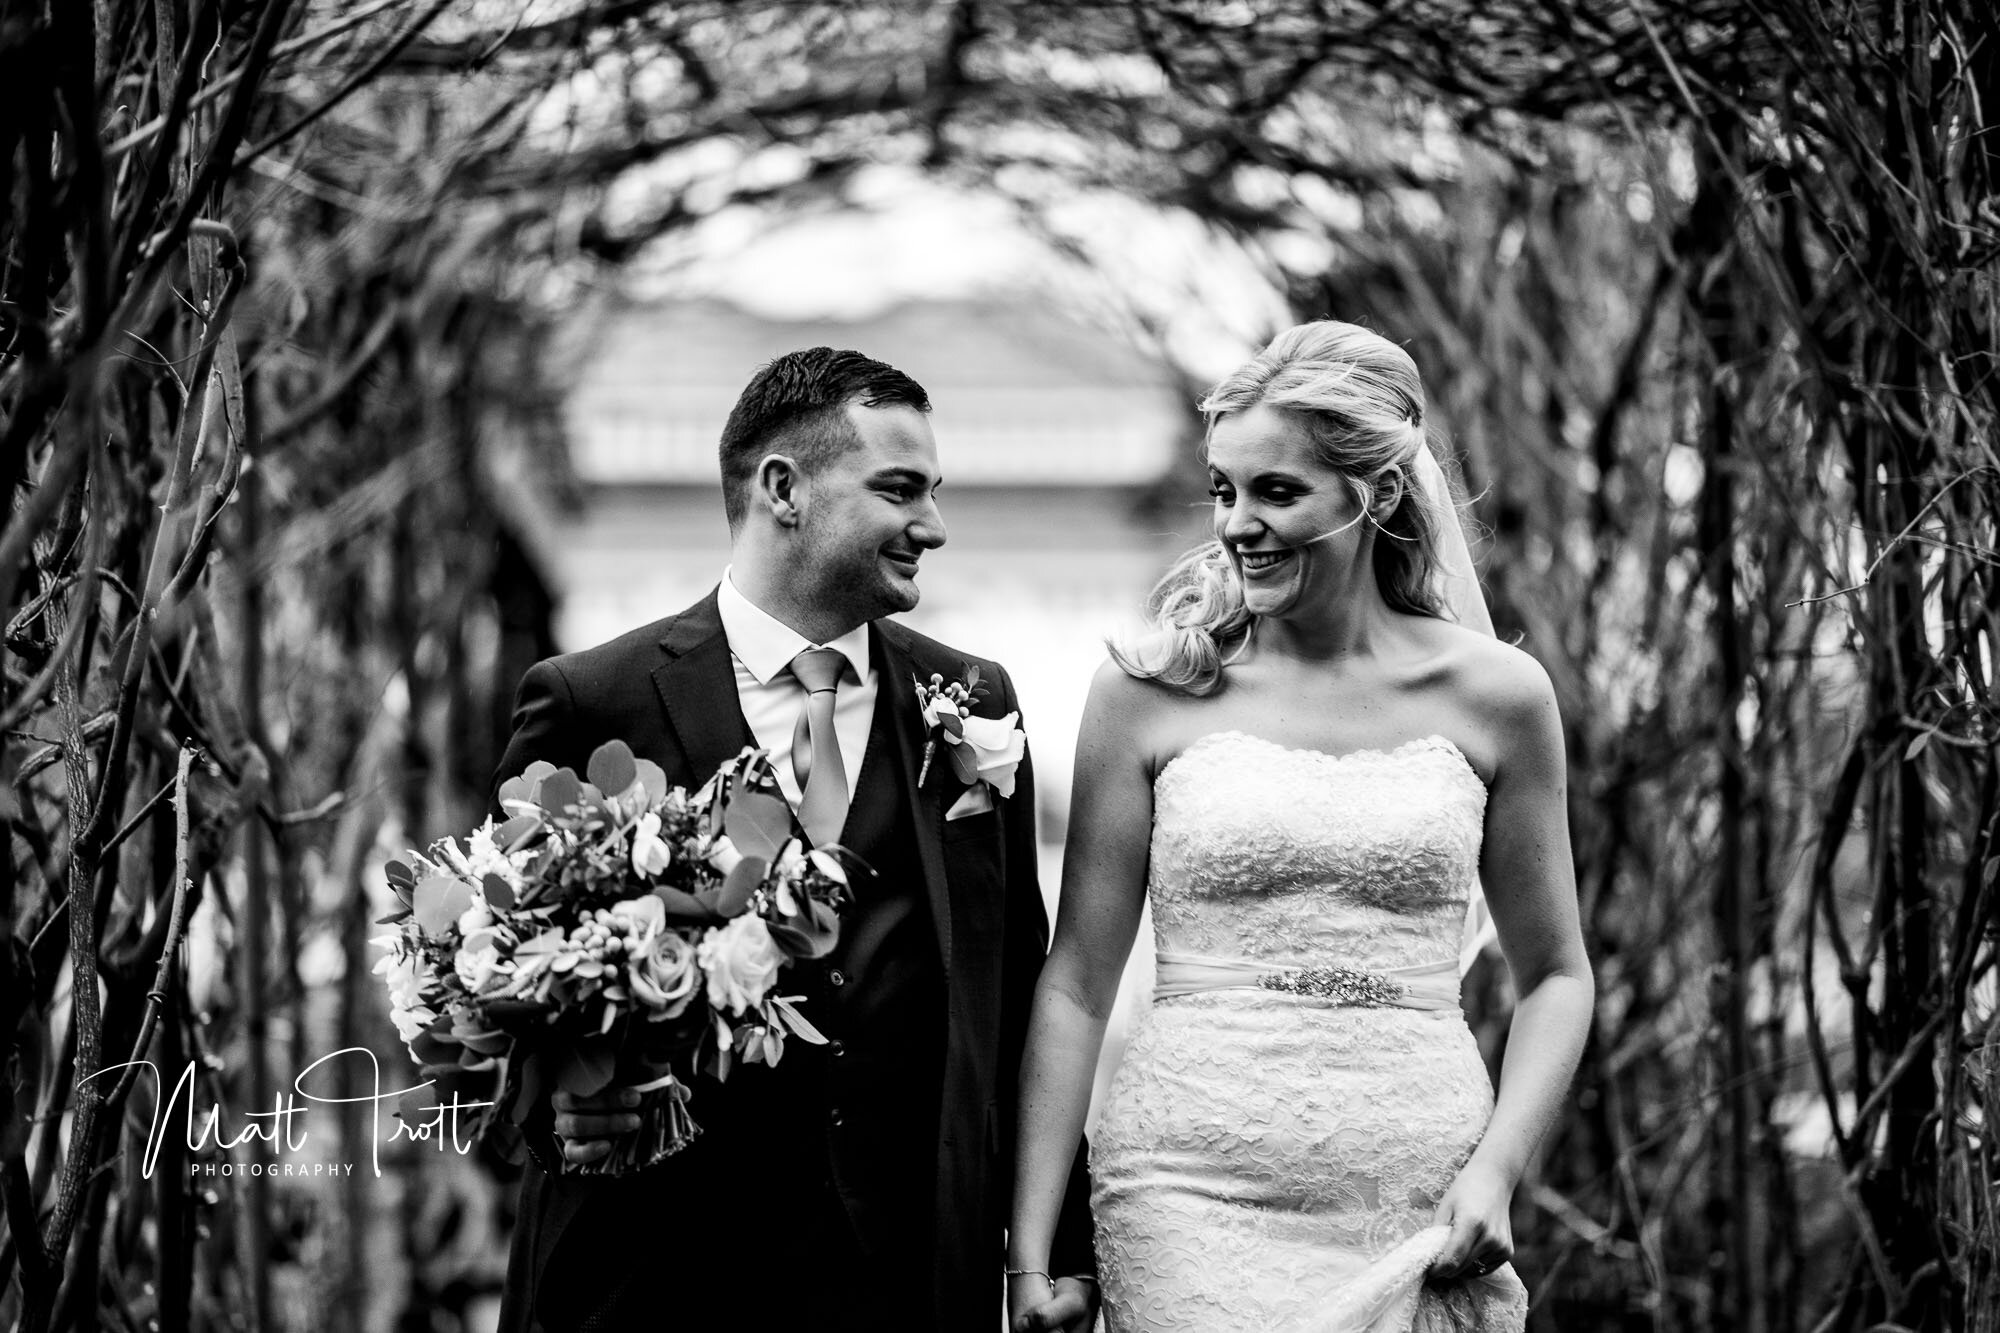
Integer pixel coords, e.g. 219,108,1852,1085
716,569,878,814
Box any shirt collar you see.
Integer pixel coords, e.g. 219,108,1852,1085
717,568,872,688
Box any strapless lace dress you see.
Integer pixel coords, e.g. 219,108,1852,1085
1091,731,1529,1332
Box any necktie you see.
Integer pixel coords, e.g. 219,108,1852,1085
789,647,850,848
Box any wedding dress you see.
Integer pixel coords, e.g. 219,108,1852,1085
1090,730,1529,1332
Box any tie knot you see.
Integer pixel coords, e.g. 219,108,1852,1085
790,647,846,694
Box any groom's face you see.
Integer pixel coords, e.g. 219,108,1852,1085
791,402,947,625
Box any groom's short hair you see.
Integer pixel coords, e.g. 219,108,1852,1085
718,347,931,531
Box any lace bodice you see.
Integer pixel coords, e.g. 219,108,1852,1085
1149,731,1486,972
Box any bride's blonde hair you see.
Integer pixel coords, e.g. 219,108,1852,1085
1114,321,1452,697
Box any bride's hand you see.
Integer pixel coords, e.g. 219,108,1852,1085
1428,1160,1515,1281
1008,1274,1096,1332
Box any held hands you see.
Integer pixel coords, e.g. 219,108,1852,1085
551,1087,643,1166
1427,1160,1515,1282
1007,1273,1097,1333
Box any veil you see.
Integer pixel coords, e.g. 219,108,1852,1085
1412,448,1500,975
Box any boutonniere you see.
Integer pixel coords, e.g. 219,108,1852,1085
913,667,1026,797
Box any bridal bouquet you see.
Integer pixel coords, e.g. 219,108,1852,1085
373,741,855,1175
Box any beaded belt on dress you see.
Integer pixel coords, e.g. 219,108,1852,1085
1152,951,1460,1011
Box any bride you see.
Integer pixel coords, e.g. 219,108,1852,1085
1006,321,1594,1332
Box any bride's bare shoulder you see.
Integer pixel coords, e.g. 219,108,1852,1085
1404,615,1547,692
1081,657,1212,778
1422,625,1562,757
1084,656,1201,723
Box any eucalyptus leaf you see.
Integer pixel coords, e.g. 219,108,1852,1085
725,790,794,861
586,740,639,800
482,874,516,909
767,917,836,960
536,769,583,816
713,855,770,917
705,1014,733,1082
770,996,827,1044
503,762,559,808
633,757,669,804
413,872,474,936
495,814,542,851
409,1028,455,1067
455,1028,510,1056
652,885,717,923
949,743,979,784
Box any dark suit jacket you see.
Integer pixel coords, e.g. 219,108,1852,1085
492,591,1094,1331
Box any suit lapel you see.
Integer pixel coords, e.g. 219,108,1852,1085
650,590,757,781
874,621,953,970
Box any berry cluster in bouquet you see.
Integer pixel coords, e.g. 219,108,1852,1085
373,740,857,1175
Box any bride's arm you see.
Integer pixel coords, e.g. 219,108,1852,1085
1431,647,1594,1279
1008,662,1156,1330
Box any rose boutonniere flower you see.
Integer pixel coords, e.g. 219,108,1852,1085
914,667,1026,797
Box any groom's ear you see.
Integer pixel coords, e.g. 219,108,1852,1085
754,454,804,527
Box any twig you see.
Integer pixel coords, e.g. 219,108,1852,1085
105,746,202,1111
101,0,426,162
1787,467,1990,607
99,768,181,858
230,0,454,170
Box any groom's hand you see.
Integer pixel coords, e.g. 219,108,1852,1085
1008,1276,1096,1332
551,1087,642,1165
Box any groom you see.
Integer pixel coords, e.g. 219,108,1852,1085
492,348,1097,1332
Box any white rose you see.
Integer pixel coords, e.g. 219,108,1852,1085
958,711,1026,798
390,1004,437,1043
464,820,524,888
375,949,438,1042
609,896,665,932
373,949,424,1009
628,928,700,1018
705,835,744,877
454,941,507,995
630,813,673,878
696,915,785,1015
457,897,493,937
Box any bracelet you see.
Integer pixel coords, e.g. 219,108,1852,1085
1005,1268,1056,1296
